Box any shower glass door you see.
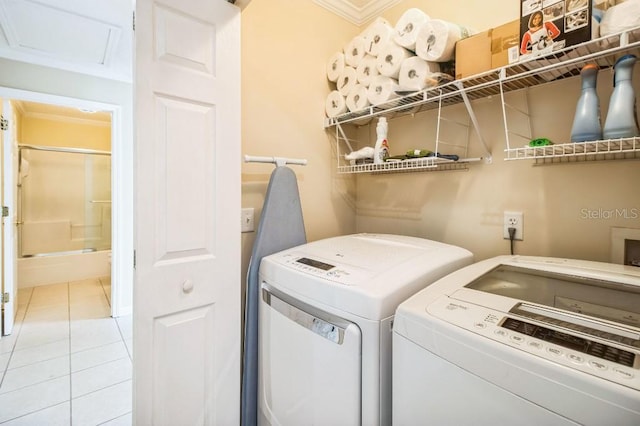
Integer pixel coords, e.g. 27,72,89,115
18,146,111,257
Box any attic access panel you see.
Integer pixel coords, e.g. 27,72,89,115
0,0,121,66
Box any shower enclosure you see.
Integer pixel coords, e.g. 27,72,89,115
17,144,112,287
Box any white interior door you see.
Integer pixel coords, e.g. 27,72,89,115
134,0,241,424
1,100,17,336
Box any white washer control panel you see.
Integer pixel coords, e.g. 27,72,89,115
427,296,640,390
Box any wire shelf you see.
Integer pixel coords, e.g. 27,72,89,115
337,157,482,174
324,26,640,129
505,137,640,162
327,26,640,171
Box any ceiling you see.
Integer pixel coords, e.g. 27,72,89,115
0,0,133,82
15,100,111,124
0,0,399,85
0,0,396,119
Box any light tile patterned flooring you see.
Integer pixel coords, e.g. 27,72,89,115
0,278,132,425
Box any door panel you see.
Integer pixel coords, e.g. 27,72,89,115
153,305,216,425
2,100,17,336
134,0,241,424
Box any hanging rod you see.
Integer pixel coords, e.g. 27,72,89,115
244,155,307,167
18,144,111,156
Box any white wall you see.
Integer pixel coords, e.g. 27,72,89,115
353,0,640,262
241,0,640,266
240,0,360,291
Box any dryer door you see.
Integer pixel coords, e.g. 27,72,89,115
259,283,362,426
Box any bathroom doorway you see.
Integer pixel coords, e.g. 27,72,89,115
0,88,131,333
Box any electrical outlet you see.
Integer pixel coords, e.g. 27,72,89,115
503,211,523,240
241,208,254,233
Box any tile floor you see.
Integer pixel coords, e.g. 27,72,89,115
0,278,132,425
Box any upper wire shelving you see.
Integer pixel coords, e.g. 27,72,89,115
325,26,640,170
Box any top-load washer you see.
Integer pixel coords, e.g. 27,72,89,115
257,233,473,425
393,255,640,425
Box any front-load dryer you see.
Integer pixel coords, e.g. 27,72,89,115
257,233,473,425
393,255,640,425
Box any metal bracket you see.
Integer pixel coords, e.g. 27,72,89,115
0,115,8,131
2,206,8,217
2,293,9,303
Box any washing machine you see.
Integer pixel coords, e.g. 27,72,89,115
257,233,473,425
393,255,640,425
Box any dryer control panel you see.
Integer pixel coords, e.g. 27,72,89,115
427,296,640,391
269,252,365,285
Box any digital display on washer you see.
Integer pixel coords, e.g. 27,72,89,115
296,257,335,271
502,318,636,367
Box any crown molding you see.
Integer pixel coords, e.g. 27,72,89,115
313,0,400,26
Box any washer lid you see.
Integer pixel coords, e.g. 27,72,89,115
259,233,473,320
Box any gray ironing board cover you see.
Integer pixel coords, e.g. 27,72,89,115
241,166,306,426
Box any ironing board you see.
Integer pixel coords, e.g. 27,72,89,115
241,157,306,426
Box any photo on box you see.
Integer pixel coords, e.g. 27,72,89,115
519,0,592,61
520,5,564,56
565,9,589,32
566,0,588,13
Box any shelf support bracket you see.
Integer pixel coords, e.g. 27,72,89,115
454,81,492,163
335,122,354,154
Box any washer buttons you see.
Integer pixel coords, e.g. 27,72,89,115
568,353,584,364
547,347,563,357
494,329,508,338
528,340,543,350
474,322,487,329
510,335,525,344
589,360,608,371
613,368,634,380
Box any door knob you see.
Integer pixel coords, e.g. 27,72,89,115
182,280,194,293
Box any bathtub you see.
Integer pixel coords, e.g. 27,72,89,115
18,249,111,288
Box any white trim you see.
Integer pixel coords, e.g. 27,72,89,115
312,0,401,26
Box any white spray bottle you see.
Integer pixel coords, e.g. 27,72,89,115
374,117,389,164
603,54,640,139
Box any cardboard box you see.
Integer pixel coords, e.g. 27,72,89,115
455,30,492,80
519,0,593,62
491,20,520,68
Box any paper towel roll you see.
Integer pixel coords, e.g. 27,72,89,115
398,56,441,91
394,8,431,51
325,90,347,118
346,84,371,112
364,21,395,57
337,66,358,97
367,75,400,106
344,36,367,67
376,43,413,79
356,55,380,87
326,52,345,82
600,0,640,37
362,16,392,37
415,19,474,62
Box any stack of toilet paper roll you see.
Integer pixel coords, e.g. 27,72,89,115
325,8,473,118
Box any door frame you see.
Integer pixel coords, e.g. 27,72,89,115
0,86,130,317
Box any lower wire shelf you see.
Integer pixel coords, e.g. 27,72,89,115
337,157,483,174
504,137,640,162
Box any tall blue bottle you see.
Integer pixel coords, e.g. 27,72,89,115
570,63,602,142
603,54,640,139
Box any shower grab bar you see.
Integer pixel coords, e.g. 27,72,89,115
244,154,307,167
19,144,111,156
